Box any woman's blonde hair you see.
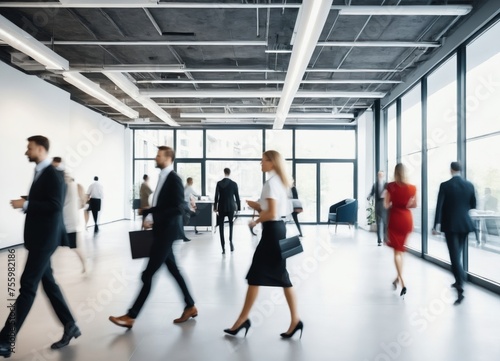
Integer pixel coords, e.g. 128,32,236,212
263,150,291,188
393,163,408,184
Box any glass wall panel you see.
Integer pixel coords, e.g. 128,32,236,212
295,164,317,222
295,130,355,159
320,163,354,223
134,130,173,158
133,160,159,202
387,104,397,173
176,130,203,158
426,56,458,260
176,163,202,196
265,129,292,158
467,134,500,284
466,20,500,139
400,85,422,252
206,161,262,213
206,129,262,158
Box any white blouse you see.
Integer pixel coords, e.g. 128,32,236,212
258,170,290,221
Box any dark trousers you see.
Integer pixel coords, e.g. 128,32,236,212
217,212,234,251
445,232,468,291
375,200,387,243
0,249,75,342
291,212,302,236
127,237,194,318
88,198,101,230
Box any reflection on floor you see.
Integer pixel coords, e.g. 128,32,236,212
0,220,499,361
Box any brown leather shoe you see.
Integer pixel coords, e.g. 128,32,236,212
173,306,198,324
109,314,135,329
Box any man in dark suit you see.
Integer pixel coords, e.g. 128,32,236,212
433,162,476,305
109,146,197,329
367,170,387,246
0,136,80,358
214,168,241,254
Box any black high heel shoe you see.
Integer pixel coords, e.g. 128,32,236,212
224,319,251,337
280,321,303,339
400,287,407,298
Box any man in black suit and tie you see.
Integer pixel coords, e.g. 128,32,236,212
214,168,241,254
367,170,387,246
0,136,80,358
433,162,476,305
109,146,197,329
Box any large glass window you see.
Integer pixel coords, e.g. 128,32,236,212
176,130,203,158
206,129,262,158
426,56,458,260
177,163,202,196
387,104,397,174
295,164,317,222
401,85,422,251
134,130,173,158
265,129,292,158
295,130,355,159
465,20,500,285
320,163,354,222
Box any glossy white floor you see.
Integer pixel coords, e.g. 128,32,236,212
1,220,499,361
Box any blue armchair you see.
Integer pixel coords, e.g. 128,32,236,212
328,199,358,233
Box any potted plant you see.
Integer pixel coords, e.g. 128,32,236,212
366,198,377,232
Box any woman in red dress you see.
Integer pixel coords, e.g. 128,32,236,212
384,163,417,297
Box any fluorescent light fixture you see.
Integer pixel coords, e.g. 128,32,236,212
180,113,355,119
103,72,179,126
265,49,293,54
68,65,185,73
273,0,334,129
136,79,401,84
317,41,440,48
63,72,138,119
0,14,69,70
141,90,385,98
0,3,472,16
46,40,267,46
338,5,472,16
200,119,356,125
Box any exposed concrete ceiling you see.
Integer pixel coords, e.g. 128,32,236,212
0,0,482,127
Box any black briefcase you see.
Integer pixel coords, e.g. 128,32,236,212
279,235,303,259
129,230,154,259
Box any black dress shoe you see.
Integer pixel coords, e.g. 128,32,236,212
51,324,81,349
183,237,191,242
0,342,11,358
454,293,465,305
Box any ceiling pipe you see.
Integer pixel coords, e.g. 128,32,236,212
136,79,402,84
180,112,355,119
140,90,385,98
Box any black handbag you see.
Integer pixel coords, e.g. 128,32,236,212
129,230,154,259
279,235,303,259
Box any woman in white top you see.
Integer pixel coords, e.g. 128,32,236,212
224,150,303,339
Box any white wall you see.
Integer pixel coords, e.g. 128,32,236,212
357,110,375,230
0,62,130,249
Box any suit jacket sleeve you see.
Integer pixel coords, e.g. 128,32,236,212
214,182,220,211
234,182,241,211
434,183,445,228
368,183,375,199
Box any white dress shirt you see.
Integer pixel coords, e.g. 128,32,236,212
259,170,289,221
87,181,104,199
146,165,173,223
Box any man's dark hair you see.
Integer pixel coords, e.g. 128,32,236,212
53,156,62,163
224,168,231,176
450,162,461,172
158,146,175,162
27,135,49,151
143,174,149,181
94,176,99,181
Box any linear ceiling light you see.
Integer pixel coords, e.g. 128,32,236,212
273,0,334,129
45,40,267,46
180,113,355,119
63,72,138,119
317,41,440,48
0,3,472,16
103,72,178,126
0,14,68,70
141,90,385,98
68,65,185,73
136,79,401,84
